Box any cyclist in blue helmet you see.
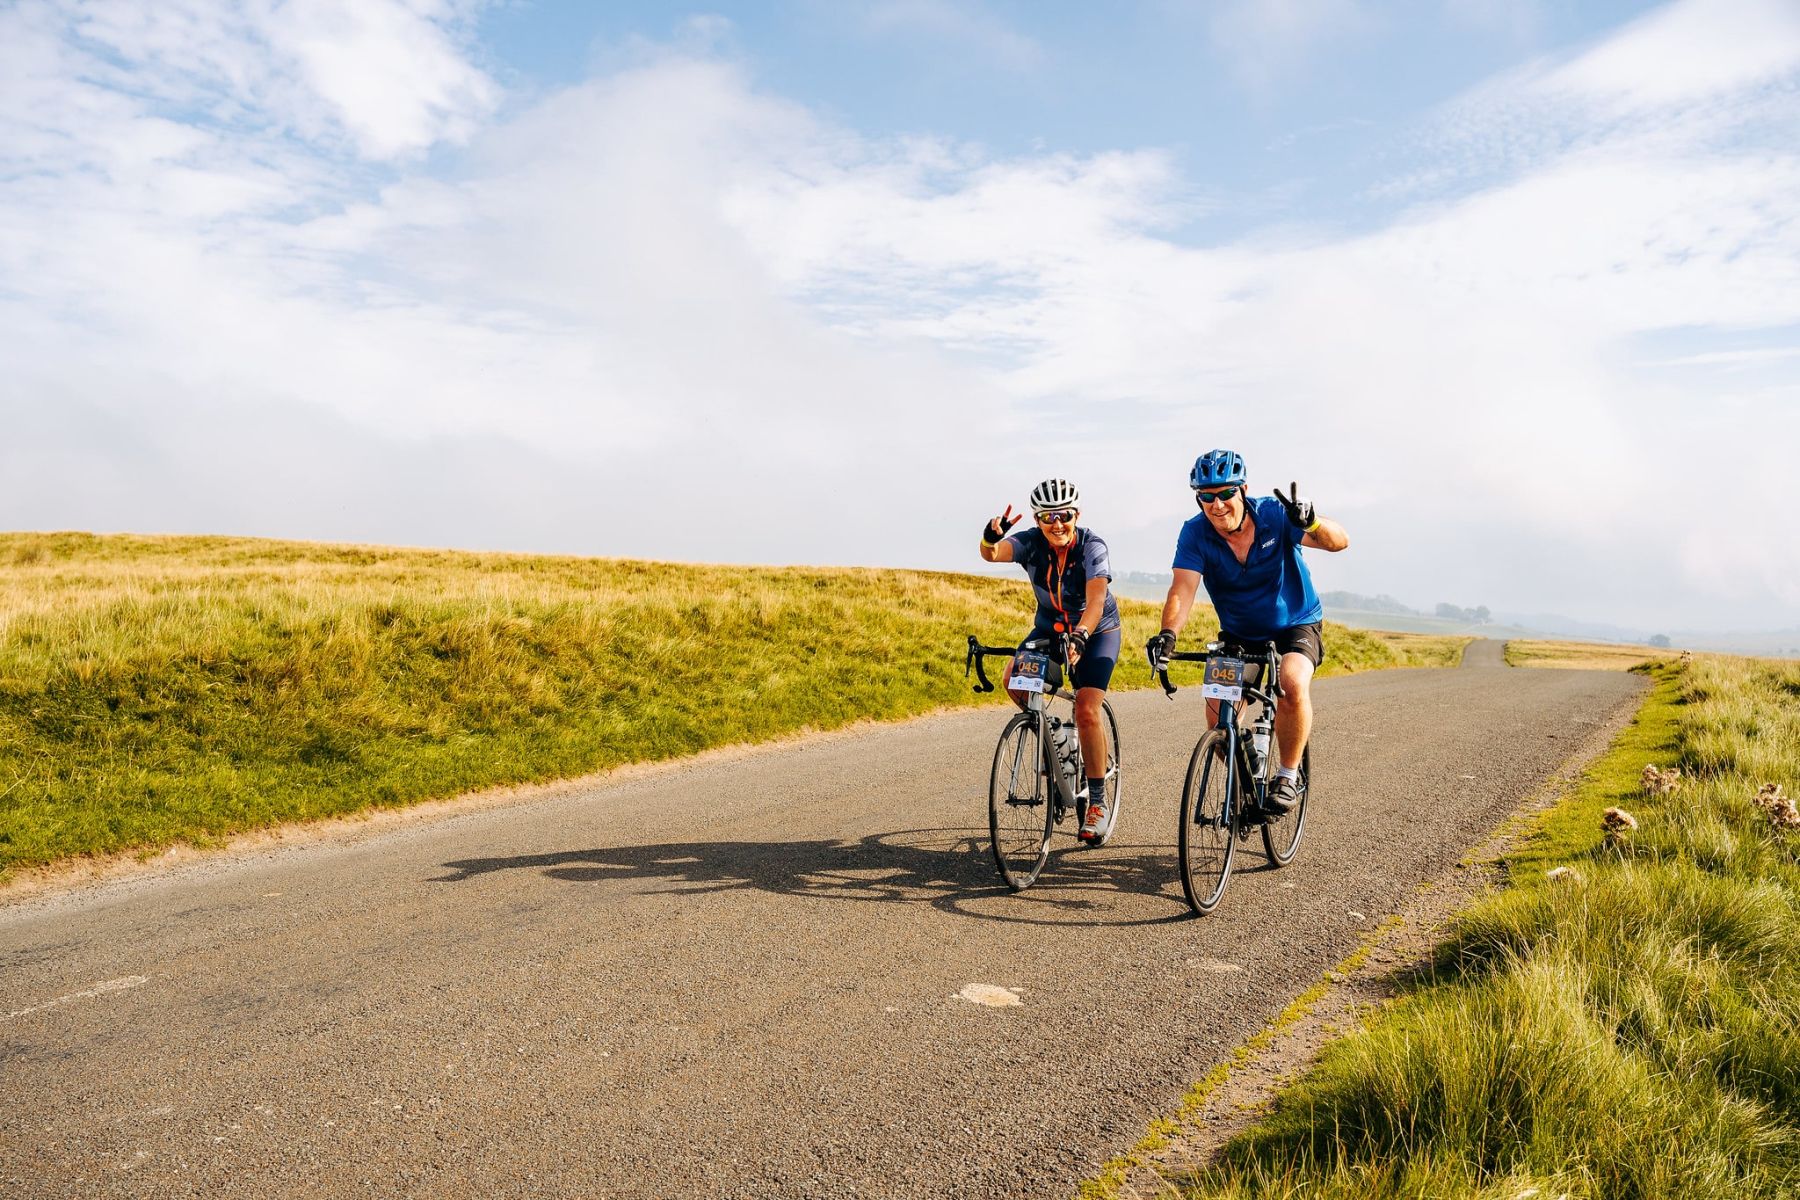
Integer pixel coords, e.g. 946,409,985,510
1146,450,1349,813
979,478,1123,842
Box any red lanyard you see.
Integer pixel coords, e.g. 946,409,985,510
1046,530,1078,625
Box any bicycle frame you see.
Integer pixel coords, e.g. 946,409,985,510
1154,637,1308,914
1158,639,1282,828
967,633,1085,818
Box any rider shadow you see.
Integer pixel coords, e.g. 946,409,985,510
431,825,1193,927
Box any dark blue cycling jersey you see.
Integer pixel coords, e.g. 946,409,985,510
1172,496,1322,639
1003,525,1122,636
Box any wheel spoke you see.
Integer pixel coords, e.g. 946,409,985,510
1086,699,1124,848
1179,730,1236,914
1261,734,1310,867
989,716,1054,890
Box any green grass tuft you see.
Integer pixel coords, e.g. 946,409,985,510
1182,654,1800,1198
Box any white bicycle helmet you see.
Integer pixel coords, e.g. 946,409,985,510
1029,478,1079,514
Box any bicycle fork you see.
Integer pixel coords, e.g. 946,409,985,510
1209,707,1258,832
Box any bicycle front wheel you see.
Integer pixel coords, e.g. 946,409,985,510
1179,728,1237,915
1262,739,1311,867
989,713,1055,890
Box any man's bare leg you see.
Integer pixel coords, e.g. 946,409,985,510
1274,651,1315,770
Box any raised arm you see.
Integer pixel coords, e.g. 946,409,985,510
979,505,1021,562
1301,517,1348,552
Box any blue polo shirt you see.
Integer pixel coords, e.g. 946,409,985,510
1004,526,1122,636
1172,496,1322,639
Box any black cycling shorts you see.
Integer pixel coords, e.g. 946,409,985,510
1015,626,1122,692
1220,622,1324,669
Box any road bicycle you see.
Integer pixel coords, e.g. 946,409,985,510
1152,639,1310,915
965,633,1122,890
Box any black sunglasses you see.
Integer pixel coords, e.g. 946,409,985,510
1194,486,1241,506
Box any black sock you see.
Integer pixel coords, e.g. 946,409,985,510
1088,777,1107,805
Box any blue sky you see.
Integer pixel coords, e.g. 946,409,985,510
3,0,1798,634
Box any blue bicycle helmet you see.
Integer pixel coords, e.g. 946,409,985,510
1189,449,1246,489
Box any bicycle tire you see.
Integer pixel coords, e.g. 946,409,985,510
1261,740,1311,867
1179,728,1237,915
1084,698,1124,847
989,713,1055,890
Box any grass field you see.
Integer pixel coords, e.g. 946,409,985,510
0,533,1465,878
1506,638,1681,671
1371,630,1477,664
1180,652,1800,1198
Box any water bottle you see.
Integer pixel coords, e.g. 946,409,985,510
1051,718,1080,784
1250,713,1272,772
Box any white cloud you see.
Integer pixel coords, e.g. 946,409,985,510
1538,0,1800,112
1416,0,1800,196
267,0,499,158
46,0,498,161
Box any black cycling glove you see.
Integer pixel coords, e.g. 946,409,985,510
982,504,1021,546
1272,482,1317,531
1146,629,1176,669
1068,627,1090,658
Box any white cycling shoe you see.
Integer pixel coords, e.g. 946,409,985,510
1078,802,1110,841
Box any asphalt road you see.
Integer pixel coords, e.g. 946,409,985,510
1,643,1643,1199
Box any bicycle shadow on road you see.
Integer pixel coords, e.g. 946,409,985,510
430,827,1194,927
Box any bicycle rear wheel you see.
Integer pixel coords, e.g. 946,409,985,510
1179,728,1237,915
989,713,1055,890
1081,698,1124,847
1261,738,1311,867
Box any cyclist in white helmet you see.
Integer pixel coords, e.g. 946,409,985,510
979,478,1123,841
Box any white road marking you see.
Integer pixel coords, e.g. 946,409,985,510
957,983,1023,1007
4,975,151,1021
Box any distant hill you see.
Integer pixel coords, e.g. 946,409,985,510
1319,590,1419,616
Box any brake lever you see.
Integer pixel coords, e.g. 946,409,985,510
966,637,996,693
1146,646,1177,698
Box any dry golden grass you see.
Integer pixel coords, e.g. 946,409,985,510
1505,638,1682,671
1360,630,1471,667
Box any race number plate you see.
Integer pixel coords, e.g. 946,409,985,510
1202,655,1246,701
1008,650,1051,693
